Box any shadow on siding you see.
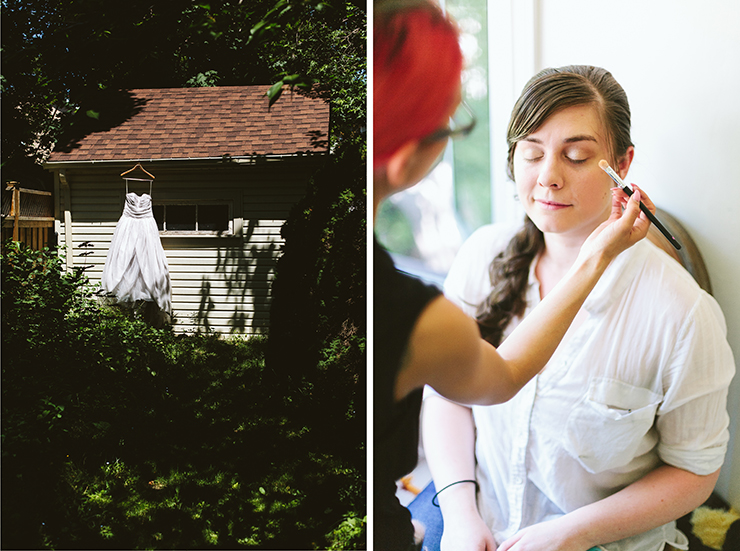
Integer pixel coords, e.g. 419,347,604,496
194,219,276,335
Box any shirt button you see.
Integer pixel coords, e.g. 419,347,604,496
514,476,524,485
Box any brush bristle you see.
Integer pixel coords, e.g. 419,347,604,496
598,159,610,170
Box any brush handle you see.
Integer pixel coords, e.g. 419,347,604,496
620,185,682,250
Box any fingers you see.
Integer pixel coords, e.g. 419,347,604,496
497,533,522,551
614,187,641,229
609,187,637,220
611,184,656,216
611,185,654,233
609,188,626,219
611,186,629,202
412,519,426,547
604,186,651,249
631,184,656,214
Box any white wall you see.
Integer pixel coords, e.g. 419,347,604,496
489,0,740,507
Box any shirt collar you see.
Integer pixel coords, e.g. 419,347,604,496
527,240,651,315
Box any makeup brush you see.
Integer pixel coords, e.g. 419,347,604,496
598,160,681,250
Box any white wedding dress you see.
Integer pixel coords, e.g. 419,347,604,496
102,192,172,313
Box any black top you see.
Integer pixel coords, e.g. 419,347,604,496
374,237,442,551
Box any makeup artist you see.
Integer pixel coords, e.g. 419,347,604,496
422,65,736,551
373,4,655,549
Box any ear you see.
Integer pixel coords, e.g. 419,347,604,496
385,140,422,191
616,146,635,179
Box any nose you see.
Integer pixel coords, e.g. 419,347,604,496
537,157,564,189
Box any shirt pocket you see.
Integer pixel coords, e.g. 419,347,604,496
563,378,661,473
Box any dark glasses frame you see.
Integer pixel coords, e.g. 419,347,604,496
421,101,477,144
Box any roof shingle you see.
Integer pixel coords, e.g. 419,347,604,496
48,86,330,162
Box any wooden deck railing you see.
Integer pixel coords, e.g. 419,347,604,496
1,183,55,250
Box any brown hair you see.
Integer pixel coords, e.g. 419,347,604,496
477,65,633,345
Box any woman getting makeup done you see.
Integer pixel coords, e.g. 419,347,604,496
374,3,655,549
422,65,736,551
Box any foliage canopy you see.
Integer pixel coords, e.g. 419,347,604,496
1,0,366,184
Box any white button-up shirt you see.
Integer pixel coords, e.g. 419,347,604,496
442,223,735,551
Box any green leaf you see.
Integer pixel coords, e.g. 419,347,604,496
249,20,268,36
266,81,284,107
86,110,100,120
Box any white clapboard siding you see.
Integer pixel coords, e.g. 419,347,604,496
56,160,318,335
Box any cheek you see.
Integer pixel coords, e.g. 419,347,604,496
430,140,448,161
513,163,536,193
592,173,613,200
577,178,612,209
405,140,447,182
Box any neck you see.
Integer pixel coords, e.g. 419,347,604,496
541,232,586,270
536,229,594,298
539,203,613,273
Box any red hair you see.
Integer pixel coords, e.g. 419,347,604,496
374,2,463,168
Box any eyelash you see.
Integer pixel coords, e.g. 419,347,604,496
524,155,588,164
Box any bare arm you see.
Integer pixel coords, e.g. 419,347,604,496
422,396,497,551
498,465,720,551
396,187,652,405
422,397,476,494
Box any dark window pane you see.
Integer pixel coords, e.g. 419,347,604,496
199,204,229,231
152,205,164,231
167,205,196,230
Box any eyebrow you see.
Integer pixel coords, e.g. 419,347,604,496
523,135,598,145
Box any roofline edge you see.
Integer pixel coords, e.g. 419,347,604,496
44,152,328,170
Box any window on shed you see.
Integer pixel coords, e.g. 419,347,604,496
198,205,230,231
153,203,232,235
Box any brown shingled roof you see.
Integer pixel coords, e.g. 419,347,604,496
48,86,330,162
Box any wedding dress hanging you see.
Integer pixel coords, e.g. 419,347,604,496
102,169,171,314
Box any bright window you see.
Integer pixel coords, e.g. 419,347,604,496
374,0,491,281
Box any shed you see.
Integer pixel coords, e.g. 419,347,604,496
44,86,330,335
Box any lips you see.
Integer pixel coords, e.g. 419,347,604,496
535,199,571,210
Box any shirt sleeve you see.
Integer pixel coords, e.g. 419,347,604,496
443,223,518,317
656,291,736,475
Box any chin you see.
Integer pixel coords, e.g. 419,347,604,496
526,213,566,234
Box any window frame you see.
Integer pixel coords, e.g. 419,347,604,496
153,200,236,237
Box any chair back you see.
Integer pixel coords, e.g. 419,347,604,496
647,208,712,294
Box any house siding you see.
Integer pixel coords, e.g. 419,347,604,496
54,160,317,335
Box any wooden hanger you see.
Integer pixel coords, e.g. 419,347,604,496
120,163,155,181
122,163,154,195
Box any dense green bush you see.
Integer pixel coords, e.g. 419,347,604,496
2,241,364,550
267,145,366,543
